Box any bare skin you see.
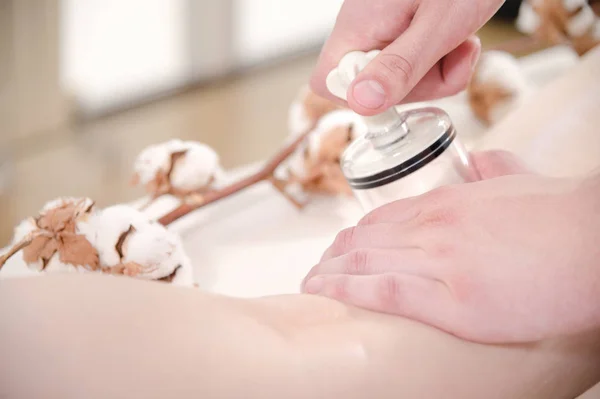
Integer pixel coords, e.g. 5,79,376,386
304,46,600,344
2,27,600,399
1,274,600,399
310,0,504,113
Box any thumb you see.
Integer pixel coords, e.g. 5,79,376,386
347,18,478,115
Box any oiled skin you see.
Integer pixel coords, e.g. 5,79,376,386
1,274,600,399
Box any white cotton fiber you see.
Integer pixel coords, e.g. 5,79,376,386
169,142,220,191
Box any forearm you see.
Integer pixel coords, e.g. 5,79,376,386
1,275,600,399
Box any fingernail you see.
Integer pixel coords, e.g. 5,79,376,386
304,277,324,294
353,80,386,109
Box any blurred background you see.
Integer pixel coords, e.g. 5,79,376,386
0,0,529,245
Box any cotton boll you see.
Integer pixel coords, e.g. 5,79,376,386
284,110,361,179
169,142,220,192
517,0,599,56
11,197,99,273
474,51,530,94
78,205,149,267
284,93,363,185
516,1,542,34
80,204,192,285
277,109,360,198
3,199,193,286
566,5,596,37
467,51,532,125
133,142,175,186
120,222,186,282
133,140,220,197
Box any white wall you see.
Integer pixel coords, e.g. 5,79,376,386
60,0,190,114
60,0,343,115
233,0,344,66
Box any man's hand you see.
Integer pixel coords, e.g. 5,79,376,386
311,0,505,115
302,151,600,343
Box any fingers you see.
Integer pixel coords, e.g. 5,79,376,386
303,246,435,292
316,247,431,276
309,0,414,104
345,14,480,115
303,273,456,326
319,224,421,262
401,36,481,104
470,150,535,179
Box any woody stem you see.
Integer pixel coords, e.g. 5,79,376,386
158,126,315,226
269,176,305,210
0,231,45,271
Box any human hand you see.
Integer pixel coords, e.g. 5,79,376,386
302,151,600,343
311,0,505,115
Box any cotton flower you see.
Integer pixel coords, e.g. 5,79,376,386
132,139,221,198
276,110,367,198
79,205,193,285
2,198,194,286
11,197,99,272
516,0,600,56
467,51,532,126
288,85,342,137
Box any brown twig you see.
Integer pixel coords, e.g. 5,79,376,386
487,36,550,55
158,128,314,226
269,176,306,210
0,231,48,271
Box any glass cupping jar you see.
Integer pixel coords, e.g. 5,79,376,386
341,107,480,213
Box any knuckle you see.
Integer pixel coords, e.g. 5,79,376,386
358,203,393,225
377,274,402,308
347,249,371,274
333,227,357,255
329,277,350,300
375,53,414,84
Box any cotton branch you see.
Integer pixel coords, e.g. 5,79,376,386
158,126,314,226
0,231,49,271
